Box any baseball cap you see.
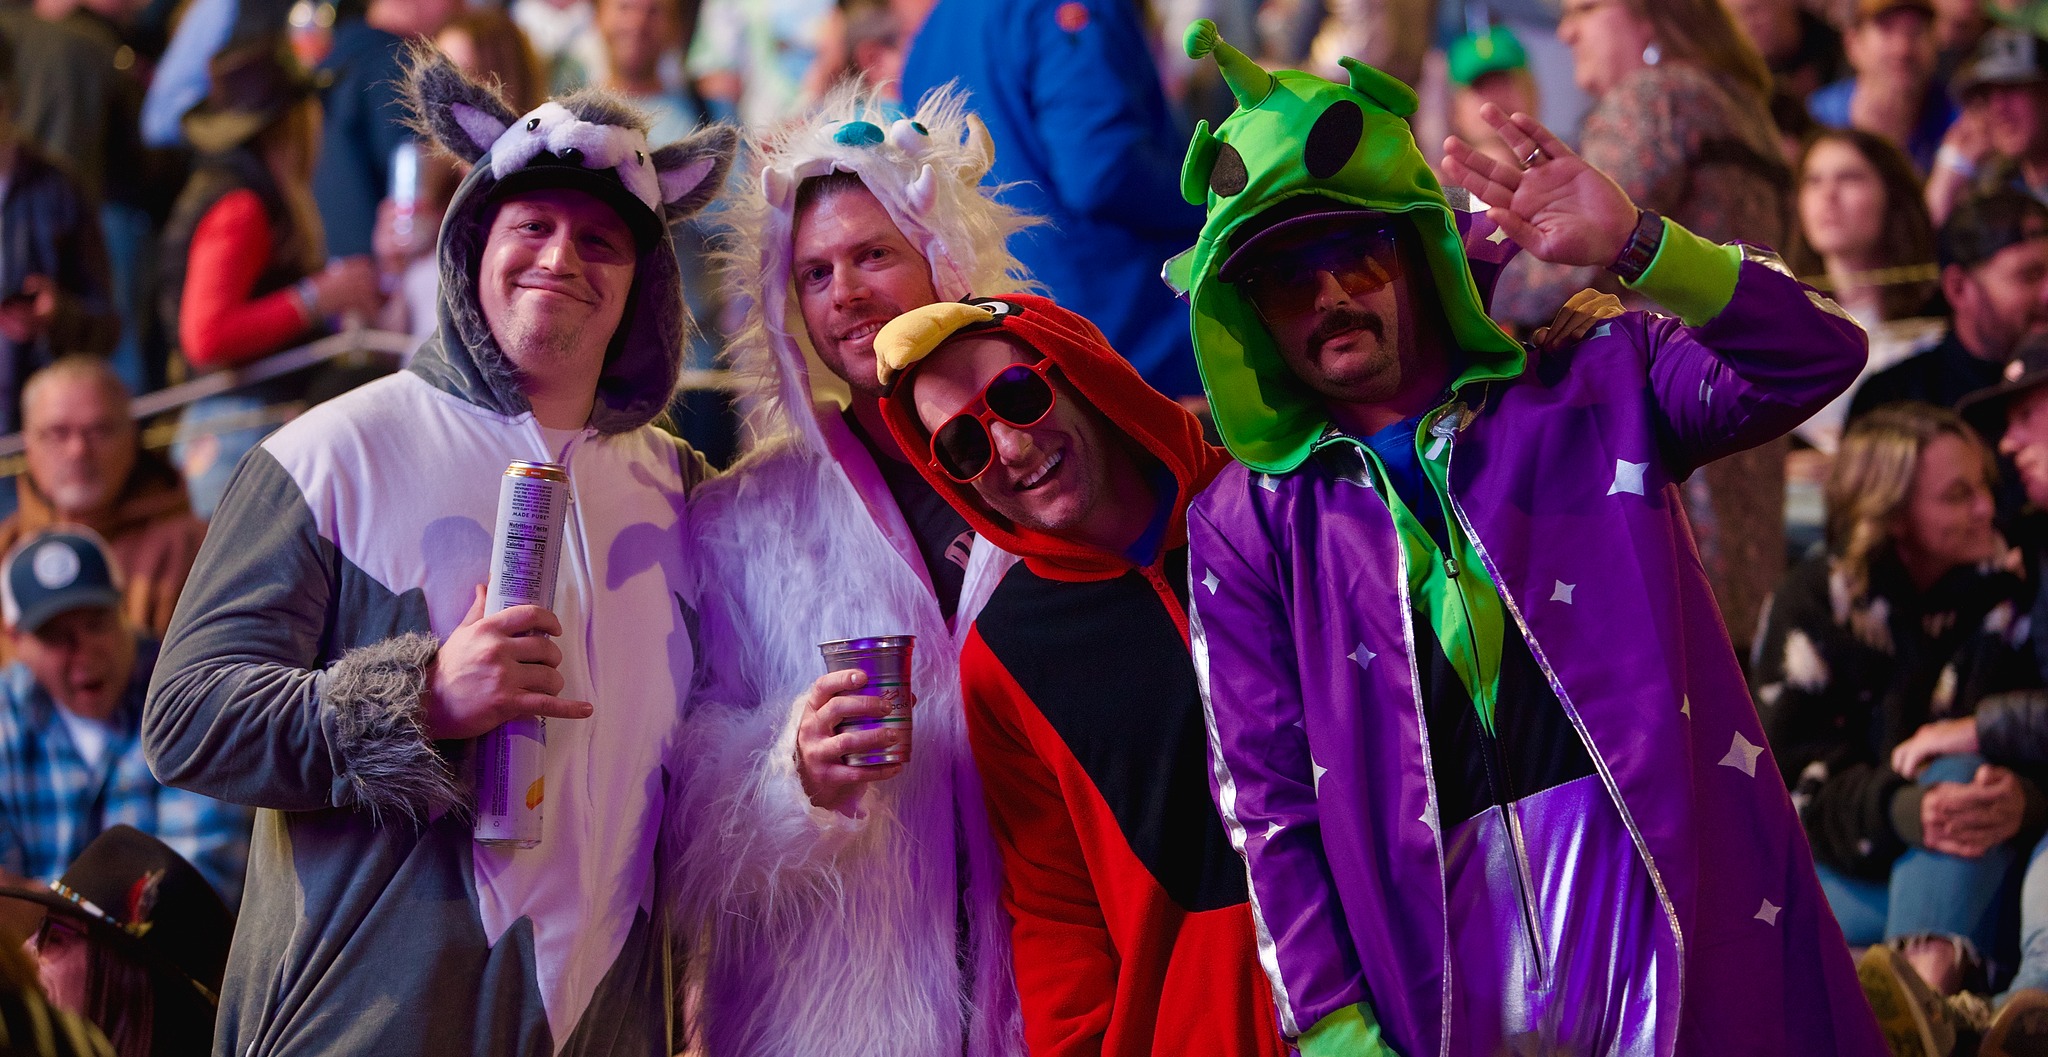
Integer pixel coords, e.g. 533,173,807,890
1955,27,2048,97
1447,26,1529,87
1215,196,1395,284
0,529,122,634
1939,189,2048,269
1855,0,1934,23
1960,331,2048,434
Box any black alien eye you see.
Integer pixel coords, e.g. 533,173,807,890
1210,142,1248,197
636,150,646,164
526,117,541,132
1304,100,1364,179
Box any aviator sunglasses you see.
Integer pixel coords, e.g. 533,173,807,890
1240,221,1403,321
929,360,1061,483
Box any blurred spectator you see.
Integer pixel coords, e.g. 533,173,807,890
1935,0,1993,81
140,0,232,150
901,0,1207,398
436,9,549,114
5,826,233,1057
1791,128,1946,453
512,0,607,92
1755,403,2036,1001
0,31,116,437
1848,190,2048,425
598,0,699,140
1929,28,2048,226
0,3,145,210
0,359,205,649
689,0,834,128
802,0,909,104
0,530,251,905
311,0,459,260
140,0,302,149
1864,342,2048,1052
374,11,547,339
1445,25,1540,174
1727,0,1847,102
1809,0,1955,173
1492,0,1789,649
3,3,161,396
160,39,379,517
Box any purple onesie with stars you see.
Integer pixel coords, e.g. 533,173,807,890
1187,253,1889,1056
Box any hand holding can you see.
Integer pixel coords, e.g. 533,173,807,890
473,461,571,849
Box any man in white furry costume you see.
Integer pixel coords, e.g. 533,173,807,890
664,84,1036,1057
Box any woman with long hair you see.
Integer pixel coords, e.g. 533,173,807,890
158,37,382,517
376,16,547,339
1790,127,1947,453
1756,403,2036,1022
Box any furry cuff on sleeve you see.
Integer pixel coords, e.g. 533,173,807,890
324,631,463,825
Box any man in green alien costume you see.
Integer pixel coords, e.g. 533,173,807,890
1176,19,1888,1057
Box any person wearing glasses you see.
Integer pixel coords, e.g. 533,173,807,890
866,293,1285,1057
1175,22,1884,1057
664,84,1036,1057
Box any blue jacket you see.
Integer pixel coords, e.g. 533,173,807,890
1807,78,1954,173
902,0,1206,398
314,20,411,258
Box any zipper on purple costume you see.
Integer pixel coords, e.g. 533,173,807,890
1435,387,1689,1035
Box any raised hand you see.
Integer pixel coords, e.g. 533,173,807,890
1440,103,1640,269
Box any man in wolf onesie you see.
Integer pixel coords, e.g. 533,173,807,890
142,52,736,1056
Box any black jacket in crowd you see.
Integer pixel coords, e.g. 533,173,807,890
1754,548,2040,878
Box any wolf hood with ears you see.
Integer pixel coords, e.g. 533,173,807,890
142,51,735,1057
663,82,1034,1057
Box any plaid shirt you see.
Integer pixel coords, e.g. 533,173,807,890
0,639,250,906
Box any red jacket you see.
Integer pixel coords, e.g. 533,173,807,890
883,294,1286,1057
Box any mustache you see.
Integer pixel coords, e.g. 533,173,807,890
1310,309,1383,351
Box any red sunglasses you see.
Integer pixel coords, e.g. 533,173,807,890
928,360,1060,483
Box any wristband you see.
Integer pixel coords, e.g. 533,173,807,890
1609,209,1664,284
1936,145,1979,179
294,277,321,323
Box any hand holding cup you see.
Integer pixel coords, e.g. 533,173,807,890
794,669,906,815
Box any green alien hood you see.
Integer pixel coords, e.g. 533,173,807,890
1174,20,1523,473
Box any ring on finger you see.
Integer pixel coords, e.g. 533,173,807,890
1520,145,1548,170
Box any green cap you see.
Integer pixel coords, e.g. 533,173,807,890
1446,26,1528,87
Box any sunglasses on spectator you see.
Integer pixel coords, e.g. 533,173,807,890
1241,223,1403,321
929,360,1061,483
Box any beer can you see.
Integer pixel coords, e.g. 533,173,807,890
818,636,916,766
475,461,569,848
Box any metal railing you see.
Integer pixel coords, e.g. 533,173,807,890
0,327,743,479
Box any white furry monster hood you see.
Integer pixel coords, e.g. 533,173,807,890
403,49,738,435
716,81,1040,452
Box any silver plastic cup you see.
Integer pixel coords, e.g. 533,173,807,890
818,635,916,766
